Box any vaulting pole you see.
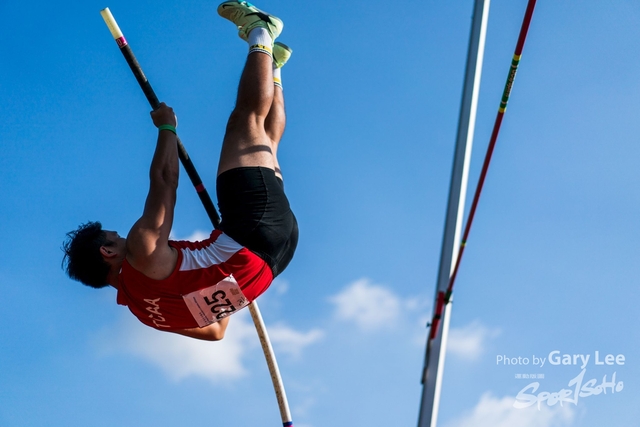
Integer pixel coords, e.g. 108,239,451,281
100,8,294,427
417,1,490,426
100,9,220,227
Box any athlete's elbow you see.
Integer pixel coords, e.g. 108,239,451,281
210,329,225,341
200,318,229,341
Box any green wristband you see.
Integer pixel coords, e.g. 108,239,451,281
158,124,177,134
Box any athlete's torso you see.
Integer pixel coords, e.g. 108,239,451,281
116,230,273,330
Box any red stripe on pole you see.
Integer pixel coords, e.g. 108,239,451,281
447,0,536,298
515,0,537,55
195,183,205,192
429,292,445,340
448,112,505,294
116,36,128,48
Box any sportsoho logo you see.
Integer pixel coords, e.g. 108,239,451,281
495,350,625,410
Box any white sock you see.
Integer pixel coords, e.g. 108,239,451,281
248,27,273,57
273,65,282,89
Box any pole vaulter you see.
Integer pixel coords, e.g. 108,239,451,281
83,6,297,427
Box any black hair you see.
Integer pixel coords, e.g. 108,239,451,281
62,221,114,289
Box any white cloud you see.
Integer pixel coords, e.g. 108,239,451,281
443,392,575,427
292,396,318,418
98,309,258,383
447,320,501,361
405,296,429,311
272,277,290,295
267,324,324,358
170,229,211,242
97,307,323,382
329,278,401,331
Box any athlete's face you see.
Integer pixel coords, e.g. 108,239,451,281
103,230,126,255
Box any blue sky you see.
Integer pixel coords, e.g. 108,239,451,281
1,0,639,426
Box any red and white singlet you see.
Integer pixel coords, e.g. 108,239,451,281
116,230,273,331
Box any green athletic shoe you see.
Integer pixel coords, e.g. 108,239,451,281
273,42,292,68
217,1,283,42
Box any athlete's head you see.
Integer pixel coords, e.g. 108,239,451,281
62,221,116,289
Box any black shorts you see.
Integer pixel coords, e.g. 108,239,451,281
216,167,299,277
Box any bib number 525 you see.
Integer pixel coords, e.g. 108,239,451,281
204,290,237,319
182,275,249,327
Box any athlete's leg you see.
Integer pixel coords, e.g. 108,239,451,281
218,52,275,176
215,2,299,277
264,42,292,179
217,2,283,176
265,85,285,179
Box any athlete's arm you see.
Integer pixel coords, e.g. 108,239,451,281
126,103,179,278
171,317,230,341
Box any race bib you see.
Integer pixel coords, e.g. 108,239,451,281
182,276,249,327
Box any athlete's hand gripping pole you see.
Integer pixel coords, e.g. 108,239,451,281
100,9,294,427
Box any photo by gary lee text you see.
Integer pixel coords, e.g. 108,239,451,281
496,350,625,369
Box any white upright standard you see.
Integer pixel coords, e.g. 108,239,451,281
417,1,490,426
